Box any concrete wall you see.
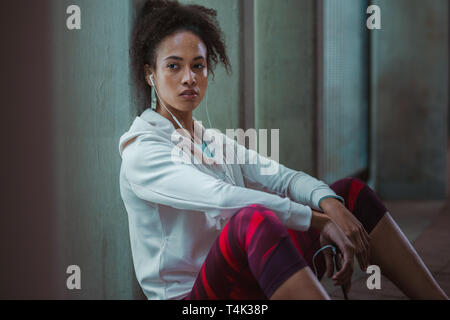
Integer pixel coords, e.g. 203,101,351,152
52,0,142,299
371,0,449,199
320,0,369,184
255,0,317,173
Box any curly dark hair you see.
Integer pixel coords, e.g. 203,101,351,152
130,0,232,115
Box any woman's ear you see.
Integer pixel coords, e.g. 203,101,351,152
144,64,153,87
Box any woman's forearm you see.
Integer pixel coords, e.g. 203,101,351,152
320,197,344,213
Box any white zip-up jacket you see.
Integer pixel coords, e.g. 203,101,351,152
118,108,343,300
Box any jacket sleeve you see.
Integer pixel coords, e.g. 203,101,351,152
121,135,313,231
228,135,345,212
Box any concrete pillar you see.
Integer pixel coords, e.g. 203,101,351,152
52,0,142,299
255,0,317,174
371,0,449,199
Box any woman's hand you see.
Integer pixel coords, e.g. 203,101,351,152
310,210,355,292
320,198,371,272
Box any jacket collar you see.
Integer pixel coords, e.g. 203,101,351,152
140,108,207,142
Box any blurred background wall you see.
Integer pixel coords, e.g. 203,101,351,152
1,0,57,299
0,0,448,299
371,0,448,199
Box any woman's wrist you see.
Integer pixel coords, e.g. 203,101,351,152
310,209,332,231
320,198,345,218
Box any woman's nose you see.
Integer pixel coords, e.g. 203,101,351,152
182,67,196,85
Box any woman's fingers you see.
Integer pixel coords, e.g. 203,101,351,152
343,279,352,294
332,244,354,284
333,258,353,285
335,255,354,286
323,249,334,278
320,218,355,285
362,229,371,265
359,229,371,270
356,250,366,271
355,234,368,271
363,226,371,241
350,227,371,271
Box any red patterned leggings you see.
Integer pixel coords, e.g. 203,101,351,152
183,177,387,300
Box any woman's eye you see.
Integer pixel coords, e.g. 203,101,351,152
167,63,205,70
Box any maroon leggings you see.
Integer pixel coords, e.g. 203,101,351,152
183,177,387,300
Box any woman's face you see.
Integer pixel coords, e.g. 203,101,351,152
145,31,208,113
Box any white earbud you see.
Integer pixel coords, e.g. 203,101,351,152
149,74,155,86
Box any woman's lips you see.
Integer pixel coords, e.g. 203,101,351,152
180,93,198,100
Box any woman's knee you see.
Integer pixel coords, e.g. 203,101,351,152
233,204,279,223
331,177,387,234
232,204,283,225
230,204,290,247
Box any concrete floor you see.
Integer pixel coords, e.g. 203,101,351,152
321,148,450,300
